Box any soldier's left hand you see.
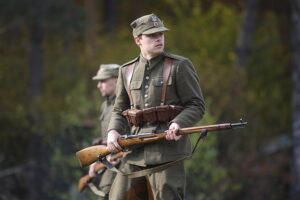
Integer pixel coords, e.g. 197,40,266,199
166,122,182,141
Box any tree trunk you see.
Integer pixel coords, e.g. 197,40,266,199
132,0,145,17
236,0,260,67
290,0,300,199
85,0,97,57
229,0,261,120
28,25,43,100
103,0,118,34
26,20,44,200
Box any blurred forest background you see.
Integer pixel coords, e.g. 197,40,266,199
1,0,300,199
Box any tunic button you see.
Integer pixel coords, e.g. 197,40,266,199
145,103,149,107
145,85,149,89
160,81,163,84
145,76,149,80
146,67,150,70
144,94,148,98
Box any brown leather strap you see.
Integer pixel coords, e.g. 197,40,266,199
125,62,136,108
160,58,173,106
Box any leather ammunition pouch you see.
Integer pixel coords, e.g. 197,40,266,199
122,109,144,126
122,105,183,126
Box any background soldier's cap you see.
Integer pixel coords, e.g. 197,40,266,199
92,64,120,80
130,13,169,37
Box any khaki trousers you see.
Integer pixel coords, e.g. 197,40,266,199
97,169,117,200
109,162,185,200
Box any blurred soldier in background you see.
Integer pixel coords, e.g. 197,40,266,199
88,64,121,200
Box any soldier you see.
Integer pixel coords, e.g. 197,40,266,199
106,13,205,200
88,64,121,200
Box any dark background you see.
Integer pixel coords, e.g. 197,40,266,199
0,0,299,199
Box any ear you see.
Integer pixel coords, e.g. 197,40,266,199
134,37,141,46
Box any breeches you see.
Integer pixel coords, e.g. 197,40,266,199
95,169,117,200
99,169,117,194
109,162,186,200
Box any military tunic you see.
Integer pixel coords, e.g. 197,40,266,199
99,95,116,140
108,51,205,166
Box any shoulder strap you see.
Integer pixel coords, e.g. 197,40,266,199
160,58,173,106
125,62,136,108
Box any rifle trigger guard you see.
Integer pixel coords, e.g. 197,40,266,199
98,155,113,169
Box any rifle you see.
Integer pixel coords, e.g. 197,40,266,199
77,151,124,192
76,120,247,167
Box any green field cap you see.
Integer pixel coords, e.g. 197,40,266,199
92,64,120,80
130,13,169,37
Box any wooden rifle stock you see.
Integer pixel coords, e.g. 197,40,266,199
76,120,247,167
77,151,124,192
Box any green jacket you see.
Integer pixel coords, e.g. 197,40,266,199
107,52,205,165
99,95,116,141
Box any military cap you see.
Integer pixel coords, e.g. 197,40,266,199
130,13,169,37
92,64,120,80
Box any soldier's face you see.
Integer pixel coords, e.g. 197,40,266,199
97,78,117,97
135,32,164,58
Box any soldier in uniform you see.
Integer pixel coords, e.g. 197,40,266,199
88,64,121,200
106,13,205,200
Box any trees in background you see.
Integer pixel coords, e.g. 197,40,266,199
0,0,297,199
291,0,300,199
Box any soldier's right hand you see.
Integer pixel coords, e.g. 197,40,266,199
106,154,121,166
107,130,122,153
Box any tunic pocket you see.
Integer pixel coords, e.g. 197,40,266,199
130,80,142,90
129,80,143,107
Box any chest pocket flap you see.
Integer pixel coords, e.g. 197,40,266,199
130,80,142,90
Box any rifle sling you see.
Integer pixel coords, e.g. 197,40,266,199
105,157,186,179
104,129,208,178
88,183,107,197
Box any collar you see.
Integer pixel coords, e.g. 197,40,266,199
139,52,164,70
106,94,116,105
